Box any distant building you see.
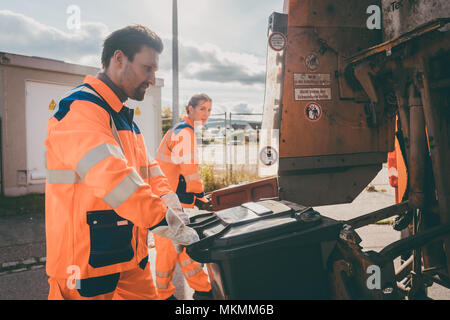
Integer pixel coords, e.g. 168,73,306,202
204,118,227,129
246,121,261,130
204,118,261,131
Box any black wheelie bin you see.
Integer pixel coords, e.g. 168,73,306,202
186,200,342,300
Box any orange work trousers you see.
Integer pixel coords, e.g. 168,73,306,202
153,234,211,299
48,264,158,300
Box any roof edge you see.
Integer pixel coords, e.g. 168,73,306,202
0,51,164,87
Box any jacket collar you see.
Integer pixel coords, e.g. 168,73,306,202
97,72,128,104
182,115,195,128
83,75,124,113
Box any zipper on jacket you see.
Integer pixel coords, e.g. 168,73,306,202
135,226,139,259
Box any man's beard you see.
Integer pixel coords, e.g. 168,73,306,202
132,83,148,101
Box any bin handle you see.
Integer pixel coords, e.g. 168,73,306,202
188,215,220,230
186,224,231,263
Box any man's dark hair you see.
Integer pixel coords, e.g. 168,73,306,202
101,25,164,69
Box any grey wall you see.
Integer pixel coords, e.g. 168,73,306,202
382,0,450,41
0,64,87,196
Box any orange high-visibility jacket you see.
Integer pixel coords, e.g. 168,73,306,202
155,116,206,208
45,75,172,280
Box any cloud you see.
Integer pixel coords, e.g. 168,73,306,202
0,10,108,67
0,10,266,86
160,38,266,86
182,44,265,86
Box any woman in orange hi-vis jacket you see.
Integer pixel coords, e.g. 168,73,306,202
154,94,213,300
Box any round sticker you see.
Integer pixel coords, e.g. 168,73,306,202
268,32,287,51
305,102,322,121
260,146,278,166
305,53,319,71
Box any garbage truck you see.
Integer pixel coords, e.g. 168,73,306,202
186,0,450,300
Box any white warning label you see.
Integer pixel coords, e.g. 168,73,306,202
269,32,287,51
294,73,331,86
295,88,331,101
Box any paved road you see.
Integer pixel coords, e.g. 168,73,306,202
0,215,193,300
0,166,448,300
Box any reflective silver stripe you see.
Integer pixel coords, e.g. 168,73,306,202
157,131,173,162
46,169,81,184
78,86,102,99
178,153,199,165
110,114,126,153
155,151,176,163
76,143,125,179
51,86,101,117
184,172,200,182
156,281,170,289
155,151,198,164
102,168,144,209
139,166,149,179
181,153,198,163
184,265,203,278
58,86,102,106
156,130,199,164
179,258,195,268
149,166,165,178
388,167,398,178
156,268,175,279
44,146,47,170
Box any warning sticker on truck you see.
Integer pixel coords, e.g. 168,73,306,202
294,73,331,86
305,102,322,121
295,88,331,101
48,99,56,110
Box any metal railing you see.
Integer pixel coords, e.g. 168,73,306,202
161,111,264,180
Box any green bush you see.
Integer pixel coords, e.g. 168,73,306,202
161,106,173,136
199,164,262,193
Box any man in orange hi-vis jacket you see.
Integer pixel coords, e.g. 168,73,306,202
154,94,214,300
45,25,199,300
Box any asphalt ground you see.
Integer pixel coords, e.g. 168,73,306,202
0,165,448,300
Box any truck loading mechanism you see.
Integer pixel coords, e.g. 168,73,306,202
207,0,450,299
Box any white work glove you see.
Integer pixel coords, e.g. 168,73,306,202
152,207,200,253
161,192,190,225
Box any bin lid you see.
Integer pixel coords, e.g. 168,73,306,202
213,200,292,225
199,200,322,248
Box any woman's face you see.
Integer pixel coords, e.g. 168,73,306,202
188,100,212,125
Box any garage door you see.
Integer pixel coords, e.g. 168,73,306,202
25,81,73,184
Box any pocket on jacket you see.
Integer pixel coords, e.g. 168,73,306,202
86,210,134,268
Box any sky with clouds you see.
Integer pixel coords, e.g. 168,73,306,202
0,0,283,118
